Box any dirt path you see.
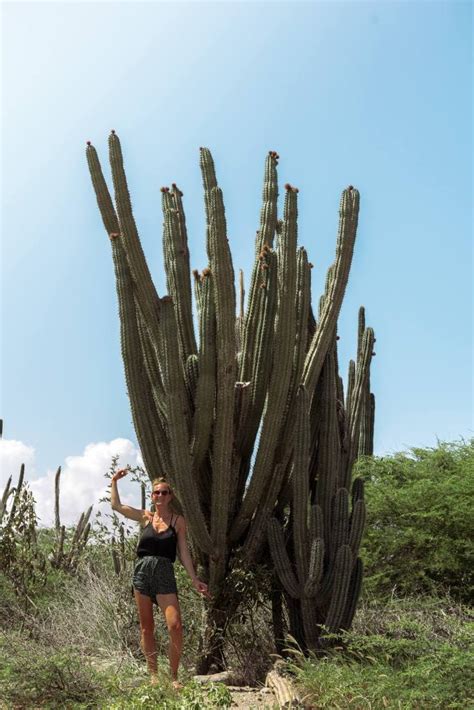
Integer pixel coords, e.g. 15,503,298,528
227,684,278,708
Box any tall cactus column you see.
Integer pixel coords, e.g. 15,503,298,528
86,133,375,671
268,319,374,650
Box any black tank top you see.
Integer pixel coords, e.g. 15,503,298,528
136,515,179,562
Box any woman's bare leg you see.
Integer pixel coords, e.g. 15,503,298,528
134,590,157,679
156,593,183,685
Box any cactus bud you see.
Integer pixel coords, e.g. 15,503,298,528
372,352,376,356
86,141,91,146
109,232,120,240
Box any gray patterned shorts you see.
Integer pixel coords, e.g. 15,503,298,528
132,555,178,603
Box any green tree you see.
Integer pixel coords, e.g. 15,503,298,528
357,439,474,603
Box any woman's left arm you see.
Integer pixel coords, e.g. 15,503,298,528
176,517,211,599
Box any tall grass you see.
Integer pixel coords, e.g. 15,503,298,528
288,593,473,709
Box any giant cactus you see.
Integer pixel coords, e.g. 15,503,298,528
86,135,375,670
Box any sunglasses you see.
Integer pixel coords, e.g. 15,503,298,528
152,490,170,496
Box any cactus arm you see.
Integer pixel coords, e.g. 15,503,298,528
292,248,311,390
0,475,12,524
231,185,298,542
235,249,277,463
304,537,325,596
368,392,376,455
185,354,199,411
340,557,363,630
351,477,365,507
331,487,349,562
191,271,217,471
293,385,310,582
86,142,120,235
112,236,170,476
300,597,319,650
343,327,375,487
199,146,218,241
357,306,366,361
345,359,356,417
9,464,25,523
54,466,61,534
239,151,279,381
314,349,341,539
267,518,300,598
171,183,198,358
160,296,214,555
348,499,366,556
323,544,353,633
162,186,197,363
310,504,325,541
241,462,287,562
136,310,167,423
108,132,162,346
236,268,245,351
87,140,170,475
207,185,236,583
302,187,359,396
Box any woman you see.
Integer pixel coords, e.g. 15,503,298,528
111,468,210,688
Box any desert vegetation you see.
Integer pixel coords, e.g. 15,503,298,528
1,138,471,708
1,439,472,708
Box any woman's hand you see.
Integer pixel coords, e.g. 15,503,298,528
111,467,129,483
192,578,212,599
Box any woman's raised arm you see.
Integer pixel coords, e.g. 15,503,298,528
111,468,150,524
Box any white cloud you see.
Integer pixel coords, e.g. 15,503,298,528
0,437,146,527
0,438,36,487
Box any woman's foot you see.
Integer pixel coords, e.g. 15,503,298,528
150,674,159,686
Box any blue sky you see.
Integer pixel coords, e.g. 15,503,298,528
1,1,472,518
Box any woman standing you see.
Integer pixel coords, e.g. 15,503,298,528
111,468,210,688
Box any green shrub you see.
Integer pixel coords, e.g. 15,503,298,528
289,594,473,709
0,631,103,708
355,439,474,603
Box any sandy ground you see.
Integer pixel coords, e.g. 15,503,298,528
227,685,279,709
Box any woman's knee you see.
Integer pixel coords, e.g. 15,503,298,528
168,617,182,634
